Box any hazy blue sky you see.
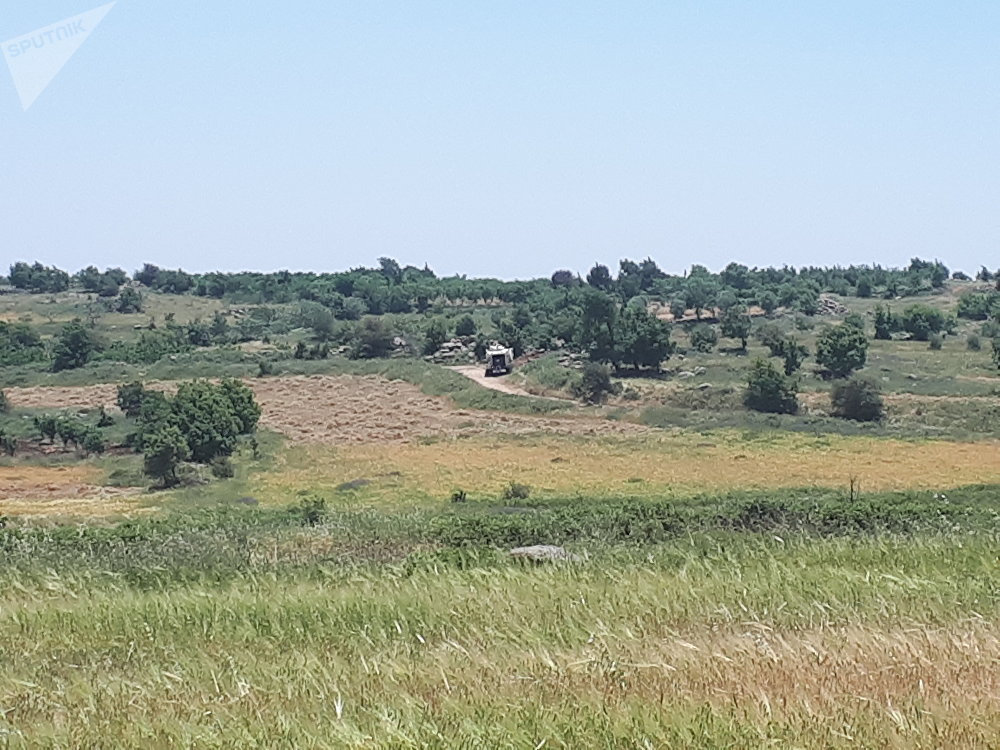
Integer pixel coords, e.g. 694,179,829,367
2,1,998,278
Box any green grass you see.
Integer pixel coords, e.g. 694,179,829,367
2,486,1000,747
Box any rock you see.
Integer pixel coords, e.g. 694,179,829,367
693,366,707,375
906,374,919,380
677,371,695,379
509,545,582,563
696,383,712,390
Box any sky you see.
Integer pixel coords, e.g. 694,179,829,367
1,1,998,279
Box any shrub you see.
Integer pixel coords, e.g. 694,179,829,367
993,338,1000,371
210,456,235,479
830,376,885,422
423,318,448,356
719,306,751,349
0,390,8,414
967,334,981,351
52,319,100,371
900,304,946,341
298,494,327,526
80,428,107,455
454,315,477,337
928,332,943,350
744,358,798,414
816,324,868,378
573,362,619,404
688,324,718,353
0,431,16,457
775,337,808,375
503,482,532,501
116,381,149,418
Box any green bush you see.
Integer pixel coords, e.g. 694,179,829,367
142,424,189,487
688,324,718,353
900,304,947,341
210,456,235,479
454,315,477,337
928,332,944,350
967,334,981,351
573,362,618,404
0,390,8,414
830,375,885,422
743,358,798,414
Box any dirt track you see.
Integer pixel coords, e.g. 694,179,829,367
5,374,647,446
448,365,538,397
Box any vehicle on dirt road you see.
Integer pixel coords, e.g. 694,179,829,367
485,344,514,377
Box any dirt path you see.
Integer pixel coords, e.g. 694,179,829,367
448,365,540,397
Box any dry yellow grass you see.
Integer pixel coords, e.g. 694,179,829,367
0,465,144,517
253,431,1000,504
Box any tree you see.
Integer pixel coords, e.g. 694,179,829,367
688,324,718,353
992,338,1000,371
454,315,476,338
52,319,99,371
134,263,161,286
117,381,149,417
351,317,393,359
775,337,808,375
170,381,244,462
757,290,778,316
684,277,716,319
573,362,618,404
0,390,8,413
586,264,613,291
815,324,868,378
378,257,403,285
579,290,619,365
900,304,946,341
873,304,894,340
615,305,674,370
142,424,189,487
116,286,143,314
744,358,798,414
719,306,752,350
423,318,448,355
218,378,261,435
830,376,885,422
550,270,576,287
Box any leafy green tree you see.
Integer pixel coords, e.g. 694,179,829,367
116,286,143,313
815,324,868,378
0,390,8,414
688,324,718,353
142,424,189,487
775,337,808,375
573,362,618,404
423,318,449,355
873,304,894,340
454,315,477,337
757,290,778,315
669,298,687,320
684,277,716,319
170,381,244,462
744,358,798,414
52,319,99,372
579,290,619,365
586,264,613,290
615,305,674,370
719,306,752,349
351,317,393,359
0,322,46,366
992,338,1000,370
900,304,946,341
219,378,261,435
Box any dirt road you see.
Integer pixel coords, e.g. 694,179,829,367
448,365,539,397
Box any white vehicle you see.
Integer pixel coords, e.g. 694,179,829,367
485,344,514,377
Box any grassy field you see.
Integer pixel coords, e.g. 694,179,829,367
1,490,999,748
1,285,998,747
